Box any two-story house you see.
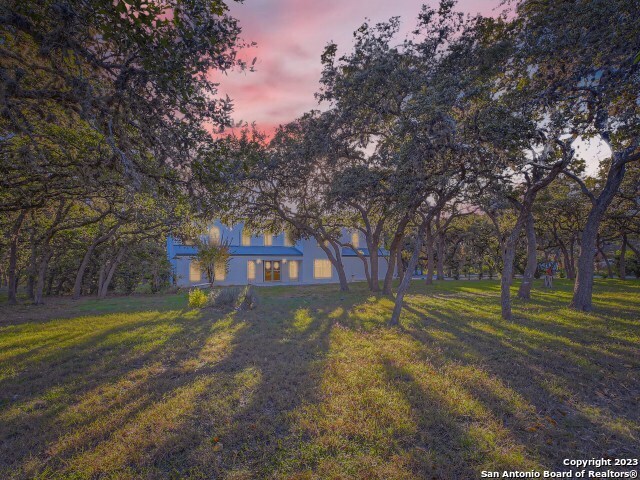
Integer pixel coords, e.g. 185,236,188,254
166,221,390,286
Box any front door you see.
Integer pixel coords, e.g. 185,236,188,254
263,260,281,282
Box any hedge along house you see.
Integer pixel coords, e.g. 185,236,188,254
166,221,391,287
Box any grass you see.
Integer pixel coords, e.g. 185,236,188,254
0,279,638,479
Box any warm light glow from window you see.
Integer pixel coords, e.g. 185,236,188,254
314,259,332,279
189,260,201,283
215,262,226,281
289,261,299,280
284,233,293,246
209,226,221,244
247,260,256,281
242,230,251,246
351,231,359,248
264,233,272,246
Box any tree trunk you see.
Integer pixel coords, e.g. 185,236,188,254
518,212,537,299
318,241,349,292
389,223,427,326
571,213,602,310
8,236,19,304
500,203,534,320
98,247,126,298
26,234,36,300
571,160,625,311
396,244,405,280
436,232,445,280
334,259,350,292
368,241,380,292
384,243,397,292
598,242,613,278
424,223,434,285
354,250,372,290
383,218,410,295
618,235,627,280
7,212,26,304
73,244,97,299
500,233,520,320
33,250,53,305
559,241,573,280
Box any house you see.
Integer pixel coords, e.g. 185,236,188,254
166,221,391,286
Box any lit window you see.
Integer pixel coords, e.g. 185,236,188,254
289,261,299,280
242,230,251,246
215,262,226,281
314,259,332,279
209,226,221,244
264,233,272,246
351,231,359,248
189,260,201,283
247,260,256,281
284,233,293,246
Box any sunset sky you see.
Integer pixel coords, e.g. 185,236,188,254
219,0,608,173
220,0,501,134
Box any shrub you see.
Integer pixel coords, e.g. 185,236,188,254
133,283,153,294
188,288,208,308
209,286,242,309
239,285,259,311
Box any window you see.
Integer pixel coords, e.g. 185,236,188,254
351,231,359,248
189,260,201,283
209,226,221,245
247,260,256,281
289,261,299,280
314,259,332,279
241,230,251,246
263,233,272,246
215,262,226,281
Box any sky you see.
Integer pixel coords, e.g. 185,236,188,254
218,0,608,175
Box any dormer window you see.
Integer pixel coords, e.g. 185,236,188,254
241,230,251,246
264,233,272,246
209,226,221,245
351,231,359,248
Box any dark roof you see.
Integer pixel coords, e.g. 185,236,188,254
174,245,302,257
230,246,302,256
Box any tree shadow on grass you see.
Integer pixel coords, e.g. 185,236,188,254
0,308,224,477
1,290,364,479
399,299,640,468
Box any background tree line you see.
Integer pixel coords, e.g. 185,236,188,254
0,0,248,303
198,0,639,323
1,0,638,326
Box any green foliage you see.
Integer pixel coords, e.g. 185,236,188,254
209,286,242,309
188,288,208,309
194,239,231,286
239,285,259,311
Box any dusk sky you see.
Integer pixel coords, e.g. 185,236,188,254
220,0,502,135
219,0,608,173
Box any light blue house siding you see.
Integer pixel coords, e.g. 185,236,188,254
167,221,391,287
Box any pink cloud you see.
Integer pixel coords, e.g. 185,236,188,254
216,0,504,139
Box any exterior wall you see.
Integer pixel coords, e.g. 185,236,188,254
299,238,336,284
174,255,305,287
168,221,393,287
343,256,389,283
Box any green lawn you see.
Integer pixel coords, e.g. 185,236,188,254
0,280,639,479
